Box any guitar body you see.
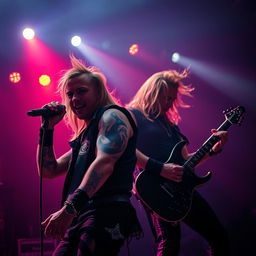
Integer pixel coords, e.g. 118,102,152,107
135,141,212,222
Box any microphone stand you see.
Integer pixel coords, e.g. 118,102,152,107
38,119,49,256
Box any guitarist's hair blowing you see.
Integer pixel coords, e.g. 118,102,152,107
126,69,194,125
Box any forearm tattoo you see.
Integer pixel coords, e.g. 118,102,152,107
97,112,128,155
41,147,57,169
84,169,104,196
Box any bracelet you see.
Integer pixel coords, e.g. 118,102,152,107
66,188,90,214
39,128,54,146
64,200,78,216
145,158,164,175
209,149,222,156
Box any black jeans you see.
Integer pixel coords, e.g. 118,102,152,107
145,191,229,256
53,202,142,256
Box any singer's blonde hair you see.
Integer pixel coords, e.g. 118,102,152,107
127,69,194,124
58,55,118,139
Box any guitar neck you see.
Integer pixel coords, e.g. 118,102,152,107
183,118,233,169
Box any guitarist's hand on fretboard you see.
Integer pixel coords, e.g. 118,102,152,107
210,129,228,153
160,163,183,183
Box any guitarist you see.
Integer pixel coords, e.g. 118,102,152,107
126,69,229,256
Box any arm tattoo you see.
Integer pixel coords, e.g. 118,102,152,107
84,169,104,196
97,112,128,155
41,147,57,169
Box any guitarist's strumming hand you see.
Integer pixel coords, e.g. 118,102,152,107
160,163,183,182
210,129,228,154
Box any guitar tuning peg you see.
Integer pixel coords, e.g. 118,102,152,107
238,116,245,126
241,116,245,122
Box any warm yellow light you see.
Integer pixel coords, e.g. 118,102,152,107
9,72,21,83
39,75,51,86
129,44,139,55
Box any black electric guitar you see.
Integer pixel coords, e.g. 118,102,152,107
134,106,245,222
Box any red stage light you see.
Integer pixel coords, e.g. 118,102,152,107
129,44,139,55
9,72,21,83
39,75,51,86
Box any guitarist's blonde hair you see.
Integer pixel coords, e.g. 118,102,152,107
127,69,194,124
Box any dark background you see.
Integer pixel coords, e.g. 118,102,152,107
0,0,255,255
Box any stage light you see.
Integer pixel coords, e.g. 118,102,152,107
172,52,180,63
9,72,21,83
39,75,51,86
129,44,139,55
71,36,82,47
23,28,35,40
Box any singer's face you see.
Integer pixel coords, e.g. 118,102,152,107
66,74,100,121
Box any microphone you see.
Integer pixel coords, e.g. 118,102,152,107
27,105,65,117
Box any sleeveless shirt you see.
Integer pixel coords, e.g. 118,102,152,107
130,108,188,163
61,105,137,205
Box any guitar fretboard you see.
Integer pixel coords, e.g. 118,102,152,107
183,118,233,170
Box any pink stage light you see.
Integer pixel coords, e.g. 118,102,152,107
129,44,139,55
22,36,68,93
9,72,21,83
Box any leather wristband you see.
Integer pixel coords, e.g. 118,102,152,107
64,201,78,216
39,128,54,146
65,188,90,214
145,158,164,175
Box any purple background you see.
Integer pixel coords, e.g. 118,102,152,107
0,0,255,255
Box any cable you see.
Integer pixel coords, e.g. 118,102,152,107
38,119,49,256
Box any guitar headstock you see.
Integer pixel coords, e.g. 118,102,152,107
223,106,245,125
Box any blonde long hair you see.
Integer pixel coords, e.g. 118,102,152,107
58,55,118,139
127,69,194,124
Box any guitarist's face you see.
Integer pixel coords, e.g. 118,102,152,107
159,86,177,114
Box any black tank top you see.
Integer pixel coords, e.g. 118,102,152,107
130,108,188,162
61,105,137,205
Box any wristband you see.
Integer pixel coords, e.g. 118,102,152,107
209,149,222,156
39,128,54,146
64,201,78,216
145,158,164,175
65,188,90,214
